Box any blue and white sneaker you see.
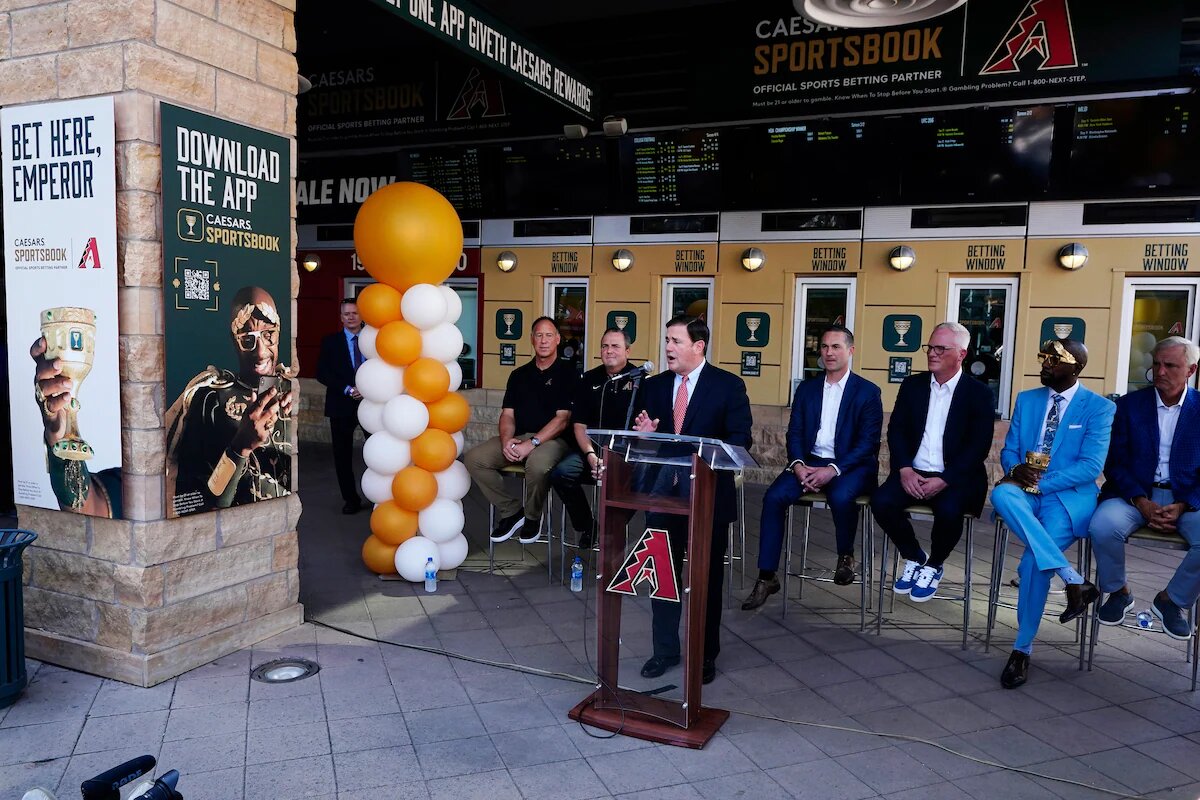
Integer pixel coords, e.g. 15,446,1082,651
894,559,923,595
910,565,944,602
1153,593,1194,641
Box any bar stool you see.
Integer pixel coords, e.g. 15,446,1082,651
487,463,555,583
558,481,599,584
1085,526,1199,691
875,506,976,650
782,494,873,631
984,515,1091,669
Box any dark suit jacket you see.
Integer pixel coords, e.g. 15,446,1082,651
787,371,883,477
638,362,753,527
316,330,360,418
1101,386,1200,510
887,371,995,514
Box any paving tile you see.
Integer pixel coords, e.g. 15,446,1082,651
1024,756,1137,800
0,719,81,765
957,725,1065,768
0,669,100,727
726,727,827,770
832,647,911,678
393,678,470,713
779,655,860,689
752,687,844,723
586,746,688,794
893,736,999,781
323,682,403,719
615,786,704,800
835,745,943,794
870,671,959,707
493,723,582,768
1068,706,1175,745
1020,679,1109,714
792,716,893,757
883,782,973,800
332,745,423,791
1124,696,1200,734
415,734,504,780
180,649,253,680
164,766,244,800
749,634,819,663
246,721,331,765
245,754,335,800
911,697,1006,735
248,692,327,729
157,730,247,774
55,747,163,797
164,702,248,741
955,769,1060,800
691,768,787,800
654,735,757,782
403,705,483,745
855,706,952,741
1078,746,1193,795
558,721,658,758
75,710,169,755
510,758,611,800
475,696,561,733
427,768,519,800
330,712,411,752
969,689,1062,725
89,679,176,716
171,674,249,708
0,757,67,798
766,758,877,800
1133,734,1200,779
1016,714,1123,757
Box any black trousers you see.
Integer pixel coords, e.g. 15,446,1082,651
870,470,976,568
329,415,361,503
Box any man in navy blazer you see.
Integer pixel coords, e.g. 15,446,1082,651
316,298,366,514
1090,335,1200,641
742,325,882,610
872,322,994,602
632,315,753,685
992,338,1114,689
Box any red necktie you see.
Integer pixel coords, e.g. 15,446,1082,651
673,375,689,434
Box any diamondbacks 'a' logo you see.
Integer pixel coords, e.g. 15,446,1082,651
980,0,1078,76
77,237,101,269
447,67,507,120
606,528,680,602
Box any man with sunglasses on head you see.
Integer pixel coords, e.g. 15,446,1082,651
991,338,1113,689
872,322,994,603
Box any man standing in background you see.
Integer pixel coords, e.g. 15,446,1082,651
317,298,365,514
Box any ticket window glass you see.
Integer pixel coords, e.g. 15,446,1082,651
790,278,856,398
545,278,588,374
948,278,1018,419
1118,279,1199,395
661,278,715,366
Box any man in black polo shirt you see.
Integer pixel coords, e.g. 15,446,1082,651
465,316,578,542
551,327,645,549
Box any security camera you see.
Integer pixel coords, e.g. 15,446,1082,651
563,124,589,139
602,116,628,137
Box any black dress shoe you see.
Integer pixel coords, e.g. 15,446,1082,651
640,655,680,679
342,499,362,514
741,576,781,610
833,554,856,586
1059,580,1100,624
702,658,716,685
1001,650,1029,689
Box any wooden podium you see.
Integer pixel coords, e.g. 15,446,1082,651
567,431,753,749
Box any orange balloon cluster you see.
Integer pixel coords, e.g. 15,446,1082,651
376,320,422,366
353,182,464,292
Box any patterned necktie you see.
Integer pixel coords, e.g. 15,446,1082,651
673,375,689,434
352,334,363,370
1040,393,1064,453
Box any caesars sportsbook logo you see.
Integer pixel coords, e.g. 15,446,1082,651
980,0,1078,76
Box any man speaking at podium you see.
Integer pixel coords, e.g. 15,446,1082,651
632,315,753,685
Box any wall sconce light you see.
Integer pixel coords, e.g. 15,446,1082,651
611,249,634,272
741,247,766,272
301,253,321,273
888,245,916,271
497,250,518,272
1057,242,1089,270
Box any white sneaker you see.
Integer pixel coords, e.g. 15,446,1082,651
910,565,944,602
894,559,923,594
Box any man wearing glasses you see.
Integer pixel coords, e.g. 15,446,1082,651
872,322,994,602
165,285,294,515
991,338,1113,689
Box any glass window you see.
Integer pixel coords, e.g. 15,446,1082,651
661,278,715,365
791,278,856,394
949,278,1018,419
447,279,478,389
545,279,588,374
1118,280,1198,394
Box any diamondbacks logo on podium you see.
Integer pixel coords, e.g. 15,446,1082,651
76,237,101,269
980,0,1078,76
606,528,681,602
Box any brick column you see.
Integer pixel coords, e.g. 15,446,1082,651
2,0,304,686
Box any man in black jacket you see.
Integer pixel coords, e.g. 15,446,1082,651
316,298,366,514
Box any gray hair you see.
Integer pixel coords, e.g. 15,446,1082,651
932,321,970,350
1154,336,1200,367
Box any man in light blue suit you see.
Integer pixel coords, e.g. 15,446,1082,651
992,338,1115,689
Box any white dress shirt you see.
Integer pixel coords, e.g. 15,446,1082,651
811,371,850,461
671,361,705,407
1155,389,1184,483
913,370,963,473
1036,382,1079,450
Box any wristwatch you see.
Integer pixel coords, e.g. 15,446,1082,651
530,437,541,447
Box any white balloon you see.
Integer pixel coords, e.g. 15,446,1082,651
420,322,465,363
358,325,379,360
452,431,465,457
361,468,396,504
357,400,386,434
363,431,412,475
356,360,405,403
444,360,463,392
439,285,463,324
418,498,465,543
400,284,447,331
395,536,440,582
435,460,471,500
436,533,469,570
383,395,430,440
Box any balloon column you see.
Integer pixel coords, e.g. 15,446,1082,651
351,182,472,581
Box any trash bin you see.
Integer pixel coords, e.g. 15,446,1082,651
1,529,37,708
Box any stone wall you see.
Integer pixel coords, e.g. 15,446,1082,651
4,0,303,686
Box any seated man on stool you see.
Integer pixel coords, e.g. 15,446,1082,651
742,325,882,610
1090,335,1200,641
872,322,994,602
993,338,1114,689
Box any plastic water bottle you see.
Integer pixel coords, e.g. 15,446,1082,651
424,557,437,593
1136,610,1154,629
570,557,584,593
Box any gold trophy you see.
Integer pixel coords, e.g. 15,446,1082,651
1023,450,1051,494
41,307,97,461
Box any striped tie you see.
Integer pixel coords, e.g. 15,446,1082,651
673,375,689,434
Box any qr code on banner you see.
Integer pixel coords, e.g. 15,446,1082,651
184,268,210,301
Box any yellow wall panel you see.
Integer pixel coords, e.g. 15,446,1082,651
715,303,784,367
1015,307,1110,381
861,243,943,307
713,361,785,406
591,302,654,367
856,305,937,371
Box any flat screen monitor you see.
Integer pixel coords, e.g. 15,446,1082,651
618,129,723,212
492,138,609,216
396,146,485,216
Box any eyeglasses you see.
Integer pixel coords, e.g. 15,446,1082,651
921,344,955,355
235,327,279,351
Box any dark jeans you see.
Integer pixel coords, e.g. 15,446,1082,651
871,470,975,568
549,452,594,531
329,415,362,503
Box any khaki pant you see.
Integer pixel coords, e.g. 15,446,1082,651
464,434,569,523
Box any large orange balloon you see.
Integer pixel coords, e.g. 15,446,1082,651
411,429,457,472
370,501,419,546
362,535,398,574
392,466,438,512
353,182,464,292
376,320,422,366
404,358,450,403
426,392,470,433
357,283,403,328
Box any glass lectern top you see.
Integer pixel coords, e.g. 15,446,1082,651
586,429,757,471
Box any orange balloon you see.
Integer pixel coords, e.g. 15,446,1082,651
411,429,457,472
392,466,438,512
353,182,464,292
404,358,450,403
376,320,422,366
357,283,403,328
361,535,398,575
370,501,419,546
426,392,470,433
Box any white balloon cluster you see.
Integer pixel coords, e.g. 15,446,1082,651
356,283,471,581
